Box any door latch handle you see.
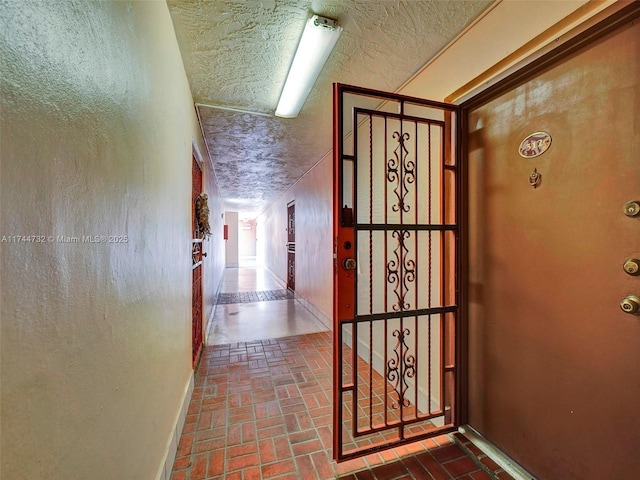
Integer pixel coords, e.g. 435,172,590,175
620,295,640,315
343,258,356,270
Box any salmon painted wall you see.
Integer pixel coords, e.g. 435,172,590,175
0,1,224,479
260,154,333,326
260,196,288,280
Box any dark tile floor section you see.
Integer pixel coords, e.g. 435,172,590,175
217,289,295,305
171,332,513,480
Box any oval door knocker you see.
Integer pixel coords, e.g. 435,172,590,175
519,131,552,158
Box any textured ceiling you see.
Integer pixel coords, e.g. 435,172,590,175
167,0,493,217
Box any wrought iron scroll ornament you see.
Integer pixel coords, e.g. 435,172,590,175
387,230,415,311
385,131,418,409
386,328,416,410
386,130,417,312
387,132,415,213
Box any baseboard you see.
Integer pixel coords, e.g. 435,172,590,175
294,295,332,330
262,265,287,289
204,304,216,346
156,372,195,480
260,266,332,329
204,268,225,345
456,425,537,480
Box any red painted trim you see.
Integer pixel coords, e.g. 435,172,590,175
332,82,342,460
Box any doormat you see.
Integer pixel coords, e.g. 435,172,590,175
217,289,294,305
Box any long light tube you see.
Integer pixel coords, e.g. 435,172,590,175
275,15,342,118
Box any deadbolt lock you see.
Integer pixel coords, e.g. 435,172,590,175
623,258,640,276
343,258,356,271
623,201,640,217
620,295,640,315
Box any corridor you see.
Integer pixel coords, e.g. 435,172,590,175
171,266,510,480
205,265,328,346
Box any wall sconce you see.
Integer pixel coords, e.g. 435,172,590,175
275,15,342,118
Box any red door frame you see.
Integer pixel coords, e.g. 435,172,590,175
287,201,295,291
191,155,204,367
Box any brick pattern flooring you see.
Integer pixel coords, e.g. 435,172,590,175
339,339,446,456
171,332,511,479
217,290,294,305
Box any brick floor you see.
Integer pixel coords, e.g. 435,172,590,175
171,332,512,479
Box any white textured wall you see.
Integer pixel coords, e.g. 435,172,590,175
261,196,289,280
224,211,239,267
239,220,257,257
0,1,224,479
260,154,333,324
292,156,334,322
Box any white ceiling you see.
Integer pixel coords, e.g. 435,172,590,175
167,0,493,217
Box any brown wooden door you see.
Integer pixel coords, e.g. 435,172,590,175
191,156,203,367
333,84,461,461
287,202,295,291
465,14,640,478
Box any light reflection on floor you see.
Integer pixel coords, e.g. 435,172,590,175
206,265,329,346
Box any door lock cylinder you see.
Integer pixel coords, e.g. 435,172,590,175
343,258,356,270
623,200,640,217
623,258,640,276
620,295,640,315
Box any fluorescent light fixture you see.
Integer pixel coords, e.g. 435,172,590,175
275,15,342,118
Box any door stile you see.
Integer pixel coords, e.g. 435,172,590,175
332,82,357,457
456,109,469,426
332,82,341,458
191,155,204,368
442,114,450,425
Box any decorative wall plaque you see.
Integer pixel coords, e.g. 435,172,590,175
195,192,211,238
519,131,552,158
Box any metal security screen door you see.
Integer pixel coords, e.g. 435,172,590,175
333,84,461,461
